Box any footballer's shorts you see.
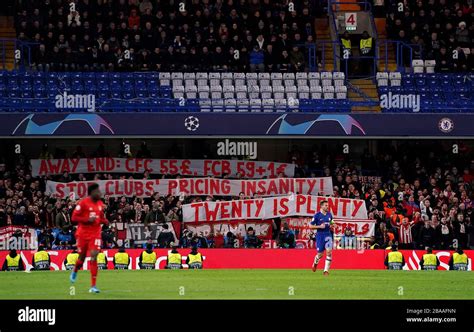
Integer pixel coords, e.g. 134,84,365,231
315,233,333,253
77,236,101,255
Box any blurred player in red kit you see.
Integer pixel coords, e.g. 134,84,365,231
69,183,108,293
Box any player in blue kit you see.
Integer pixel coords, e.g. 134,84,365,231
310,200,334,275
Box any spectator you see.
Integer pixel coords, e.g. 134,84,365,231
437,217,454,249
144,202,165,225
453,213,469,249
455,22,470,47
166,207,180,222
249,46,265,72
67,11,81,27
289,46,305,71
55,205,71,230
417,220,437,249
435,47,453,72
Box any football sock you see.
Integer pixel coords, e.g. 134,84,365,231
90,260,98,287
313,255,321,265
324,258,332,272
73,259,84,273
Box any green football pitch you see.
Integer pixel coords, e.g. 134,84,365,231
0,269,472,300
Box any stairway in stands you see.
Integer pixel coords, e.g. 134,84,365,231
0,16,16,70
348,78,380,111
315,18,334,72
317,15,381,112
347,17,396,112
375,18,397,72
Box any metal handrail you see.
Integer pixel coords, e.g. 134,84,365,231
346,80,379,104
0,38,318,74
0,38,38,70
315,39,378,78
377,40,422,72
296,43,317,72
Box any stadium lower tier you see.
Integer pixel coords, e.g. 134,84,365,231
1,249,471,271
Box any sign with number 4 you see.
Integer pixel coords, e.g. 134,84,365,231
345,13,357,31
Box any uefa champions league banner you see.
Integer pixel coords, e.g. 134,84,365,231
3,113,472,137
45,177,333,199
182,194,368,222
31,158,295,178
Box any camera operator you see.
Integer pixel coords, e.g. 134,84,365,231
54,226,75,250
38,228,55,249
191,232,209,248
278,223,296,248
224,231,238,248
101,224,118,248
244,227,263,248
180,229,194,248
157,223,175,248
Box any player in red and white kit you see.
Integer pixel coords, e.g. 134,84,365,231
70,183,108,293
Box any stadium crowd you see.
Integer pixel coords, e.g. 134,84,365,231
385,0,474,71
15,0,316,73
0,141,473,250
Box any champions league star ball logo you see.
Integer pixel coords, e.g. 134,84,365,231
438,118,454,133
184,116,200,131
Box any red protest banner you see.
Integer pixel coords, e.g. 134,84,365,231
283,217,375,238
31,158,295,178
185,219,274,247
183,195,368,222
45,177,333,199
